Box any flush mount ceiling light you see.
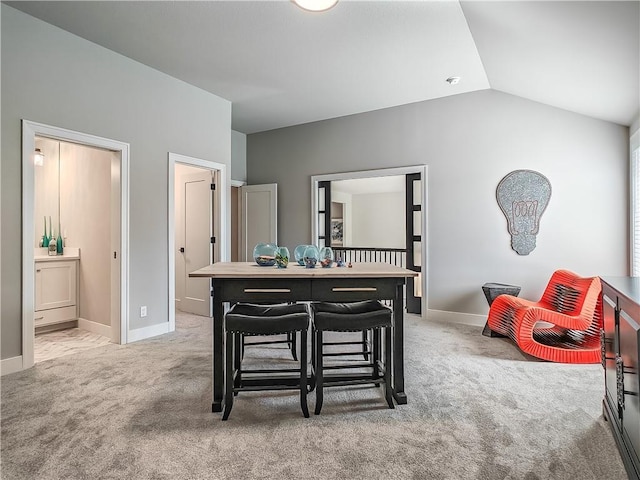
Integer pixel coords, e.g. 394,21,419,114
293,0,338,12
34,148,44,166
446,76,461,85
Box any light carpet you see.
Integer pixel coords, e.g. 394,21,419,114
1,312,628,479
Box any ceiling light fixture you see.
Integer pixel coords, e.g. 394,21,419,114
34,148,44,166
293,0,338,12
446,76,461,85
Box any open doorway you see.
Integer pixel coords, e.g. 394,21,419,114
22,120,130,370
168,153,228,326
311,166,428,316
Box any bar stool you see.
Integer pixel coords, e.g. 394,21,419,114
311,300,394,415
242,330,298,360
223,303,310,421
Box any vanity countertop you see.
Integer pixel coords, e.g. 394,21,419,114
34,247,80,262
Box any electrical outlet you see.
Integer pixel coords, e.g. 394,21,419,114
140,306,147,318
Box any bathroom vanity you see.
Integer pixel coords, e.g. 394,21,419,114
34,247,80,329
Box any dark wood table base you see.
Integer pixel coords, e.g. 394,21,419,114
189,263,417,414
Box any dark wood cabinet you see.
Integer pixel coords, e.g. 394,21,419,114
601,277,640,480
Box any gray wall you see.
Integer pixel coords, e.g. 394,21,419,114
1,5,231,359
248,89,629,316
231,130,247,182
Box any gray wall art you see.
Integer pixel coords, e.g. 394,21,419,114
496,170,552,255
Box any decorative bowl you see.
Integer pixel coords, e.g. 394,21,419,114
303,245,320,269
253,242,278,266
319,246,334,268
275,246,290,268
294,244,313,266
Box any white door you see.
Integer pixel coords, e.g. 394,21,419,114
240,184,277,261
180,170,214,316
110,152,121,343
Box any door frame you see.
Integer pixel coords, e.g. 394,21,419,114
310,165,428,316
168,153,228,326
230,180,246,262
21,120,130,369
239,183,278,261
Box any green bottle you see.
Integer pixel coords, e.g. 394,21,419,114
42,216,50,247
56,221,63,254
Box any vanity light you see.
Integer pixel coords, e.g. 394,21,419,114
34,148,44,166
293,0,338,12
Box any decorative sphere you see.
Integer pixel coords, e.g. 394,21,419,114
319,246,334,268
303,245,320,269
253,243,278,266
275,246,290,268
294,244,313,266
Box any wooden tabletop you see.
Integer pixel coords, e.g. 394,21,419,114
189,261,418,279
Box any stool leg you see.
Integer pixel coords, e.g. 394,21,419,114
373,328,381,385
362,330,369,360
314,329,324,415
300,329,309,418
383,326,394,409
234,332,242,393
310,325,316,391
222,331,235,421
290,331,298,361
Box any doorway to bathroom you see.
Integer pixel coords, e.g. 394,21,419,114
22,120,129,369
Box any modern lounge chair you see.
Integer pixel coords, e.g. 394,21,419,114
486,269,602,364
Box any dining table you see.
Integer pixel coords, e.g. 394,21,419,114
189,261,419,413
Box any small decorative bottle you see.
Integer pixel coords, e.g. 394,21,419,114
56,228,64,255
42,216,50,247
48,229,58,256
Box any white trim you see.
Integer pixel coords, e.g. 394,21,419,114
231,179,246,187
22,120,130,372
310,165,429,316
631,128,639,152
426,309,486,327
631,129,640,275
168,153,228,329
127,321,170,343
77,317,112,338
1,357,24,376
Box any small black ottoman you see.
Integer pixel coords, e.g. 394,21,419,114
481,283,521,337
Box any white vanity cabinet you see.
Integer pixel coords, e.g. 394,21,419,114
34,249,80,328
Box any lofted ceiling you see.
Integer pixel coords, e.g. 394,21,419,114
5,1,639,134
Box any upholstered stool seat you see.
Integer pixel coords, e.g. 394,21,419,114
311,300,394,415
223,303,310,420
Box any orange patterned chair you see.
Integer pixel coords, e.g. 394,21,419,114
486,270,602,364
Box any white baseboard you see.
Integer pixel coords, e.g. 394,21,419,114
1,356,24,376
78,317,112,338
127,321,170,343
426,309,487,327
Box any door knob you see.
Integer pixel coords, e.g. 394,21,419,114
179,247,185,253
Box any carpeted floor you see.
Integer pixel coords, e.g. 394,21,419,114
1,311,628,480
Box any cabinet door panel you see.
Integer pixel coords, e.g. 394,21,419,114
602,290,620,424
619,305,640,470
35,261,77,311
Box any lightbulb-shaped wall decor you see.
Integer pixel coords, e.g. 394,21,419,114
496,170,551,256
